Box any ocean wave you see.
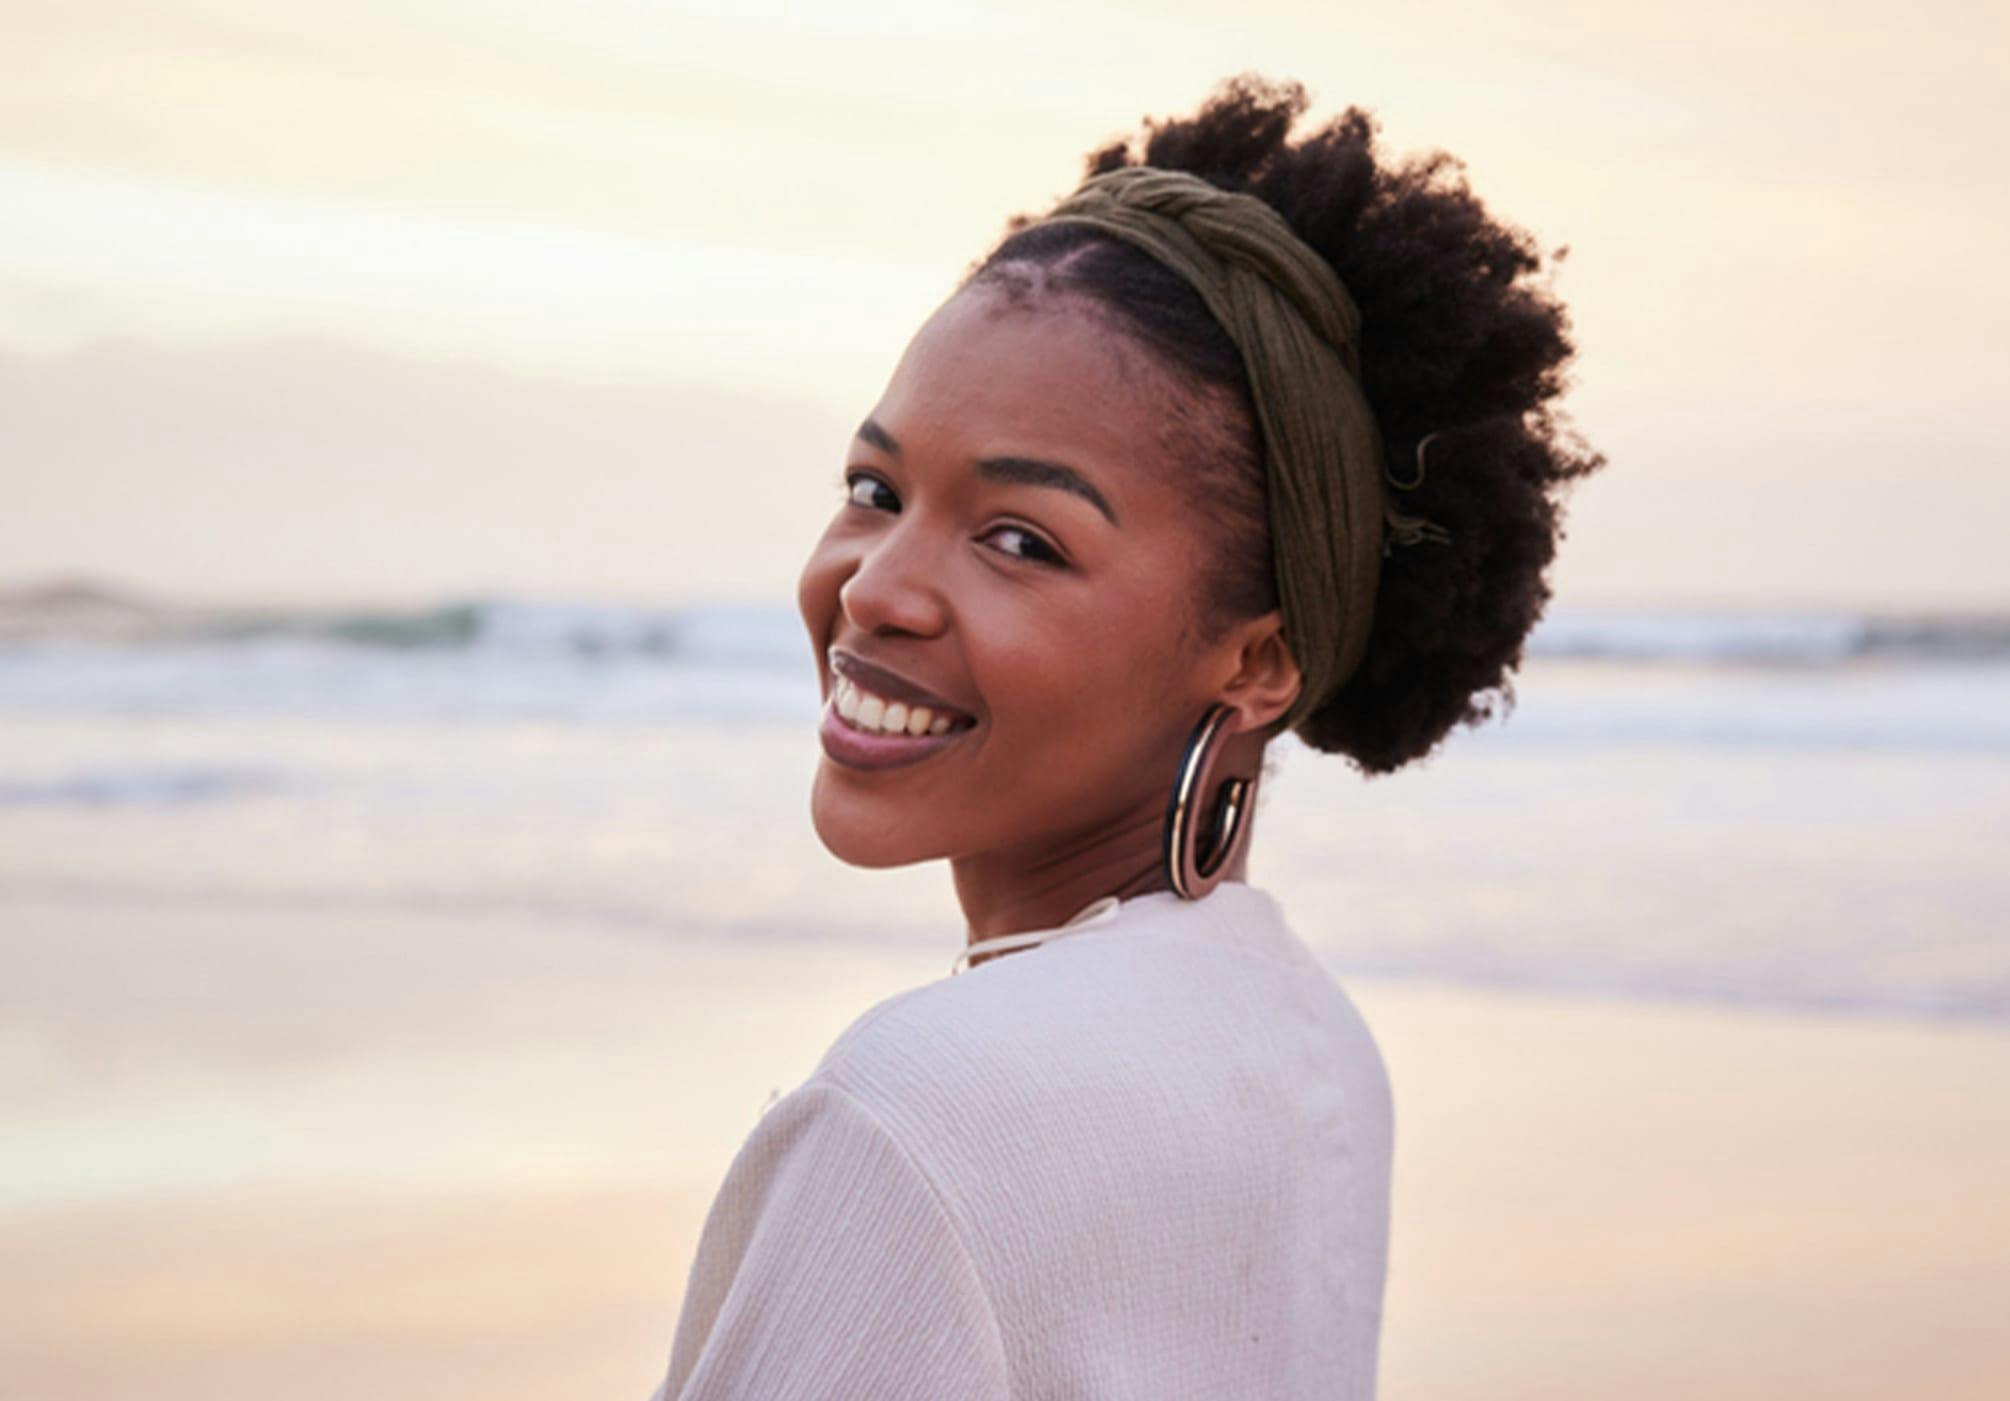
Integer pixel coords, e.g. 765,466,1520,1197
6,580,2010,665
0,765,291,806
8,583,2010,741
1527,607,2010,664
0,582,803,666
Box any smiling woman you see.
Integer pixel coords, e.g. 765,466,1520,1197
647,73,1604,1401
800,284,1286,897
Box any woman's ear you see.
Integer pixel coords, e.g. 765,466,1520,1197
1213,609,1302,732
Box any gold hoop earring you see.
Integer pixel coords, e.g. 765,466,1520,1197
1163,703,1258,901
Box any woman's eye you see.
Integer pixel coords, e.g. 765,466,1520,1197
844,471,899,512
985,524,1066,568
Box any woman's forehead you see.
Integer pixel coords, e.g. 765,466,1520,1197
874,286,1192,477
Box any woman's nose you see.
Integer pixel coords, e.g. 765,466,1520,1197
838,527,949,638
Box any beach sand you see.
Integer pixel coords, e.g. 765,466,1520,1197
1363,983,2010,1400
5,898,2004,1400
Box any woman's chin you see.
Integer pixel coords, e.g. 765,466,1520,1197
808,775,946,869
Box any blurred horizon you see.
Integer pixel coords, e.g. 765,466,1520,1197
15,563,2010,621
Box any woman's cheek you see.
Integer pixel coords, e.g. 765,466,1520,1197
969,625,1089,733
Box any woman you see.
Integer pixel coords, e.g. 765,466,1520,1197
650,74,1603,1400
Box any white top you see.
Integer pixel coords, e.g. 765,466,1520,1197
648,880,1395,1400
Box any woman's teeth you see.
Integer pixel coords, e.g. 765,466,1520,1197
833,675,961,737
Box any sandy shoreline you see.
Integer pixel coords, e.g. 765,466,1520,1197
1359,982,2010,1400
6,921,2004,1399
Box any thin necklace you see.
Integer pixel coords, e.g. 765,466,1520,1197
950,894,1124,976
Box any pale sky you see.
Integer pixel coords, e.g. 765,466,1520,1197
3,0,2006,610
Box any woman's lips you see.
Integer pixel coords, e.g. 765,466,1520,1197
827,646,975,722
818,691,973,771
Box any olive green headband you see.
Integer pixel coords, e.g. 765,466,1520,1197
1033,166,1450,734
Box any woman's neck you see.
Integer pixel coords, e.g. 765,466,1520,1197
949,790,1253,943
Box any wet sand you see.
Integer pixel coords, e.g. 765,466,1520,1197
5,902,2004,1400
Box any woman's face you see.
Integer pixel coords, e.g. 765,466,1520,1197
797,281,1290,872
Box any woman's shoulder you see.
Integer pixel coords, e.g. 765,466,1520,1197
809,889,1263,1082
778,887,1391,1287
804,883,1389,1161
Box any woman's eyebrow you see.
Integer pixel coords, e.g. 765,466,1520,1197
855,416,1119,527
855,417,901,456
974,456,1119,527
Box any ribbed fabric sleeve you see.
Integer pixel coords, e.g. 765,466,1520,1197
655,1080,1012,1401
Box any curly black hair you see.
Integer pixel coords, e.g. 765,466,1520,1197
961,74,1607,777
